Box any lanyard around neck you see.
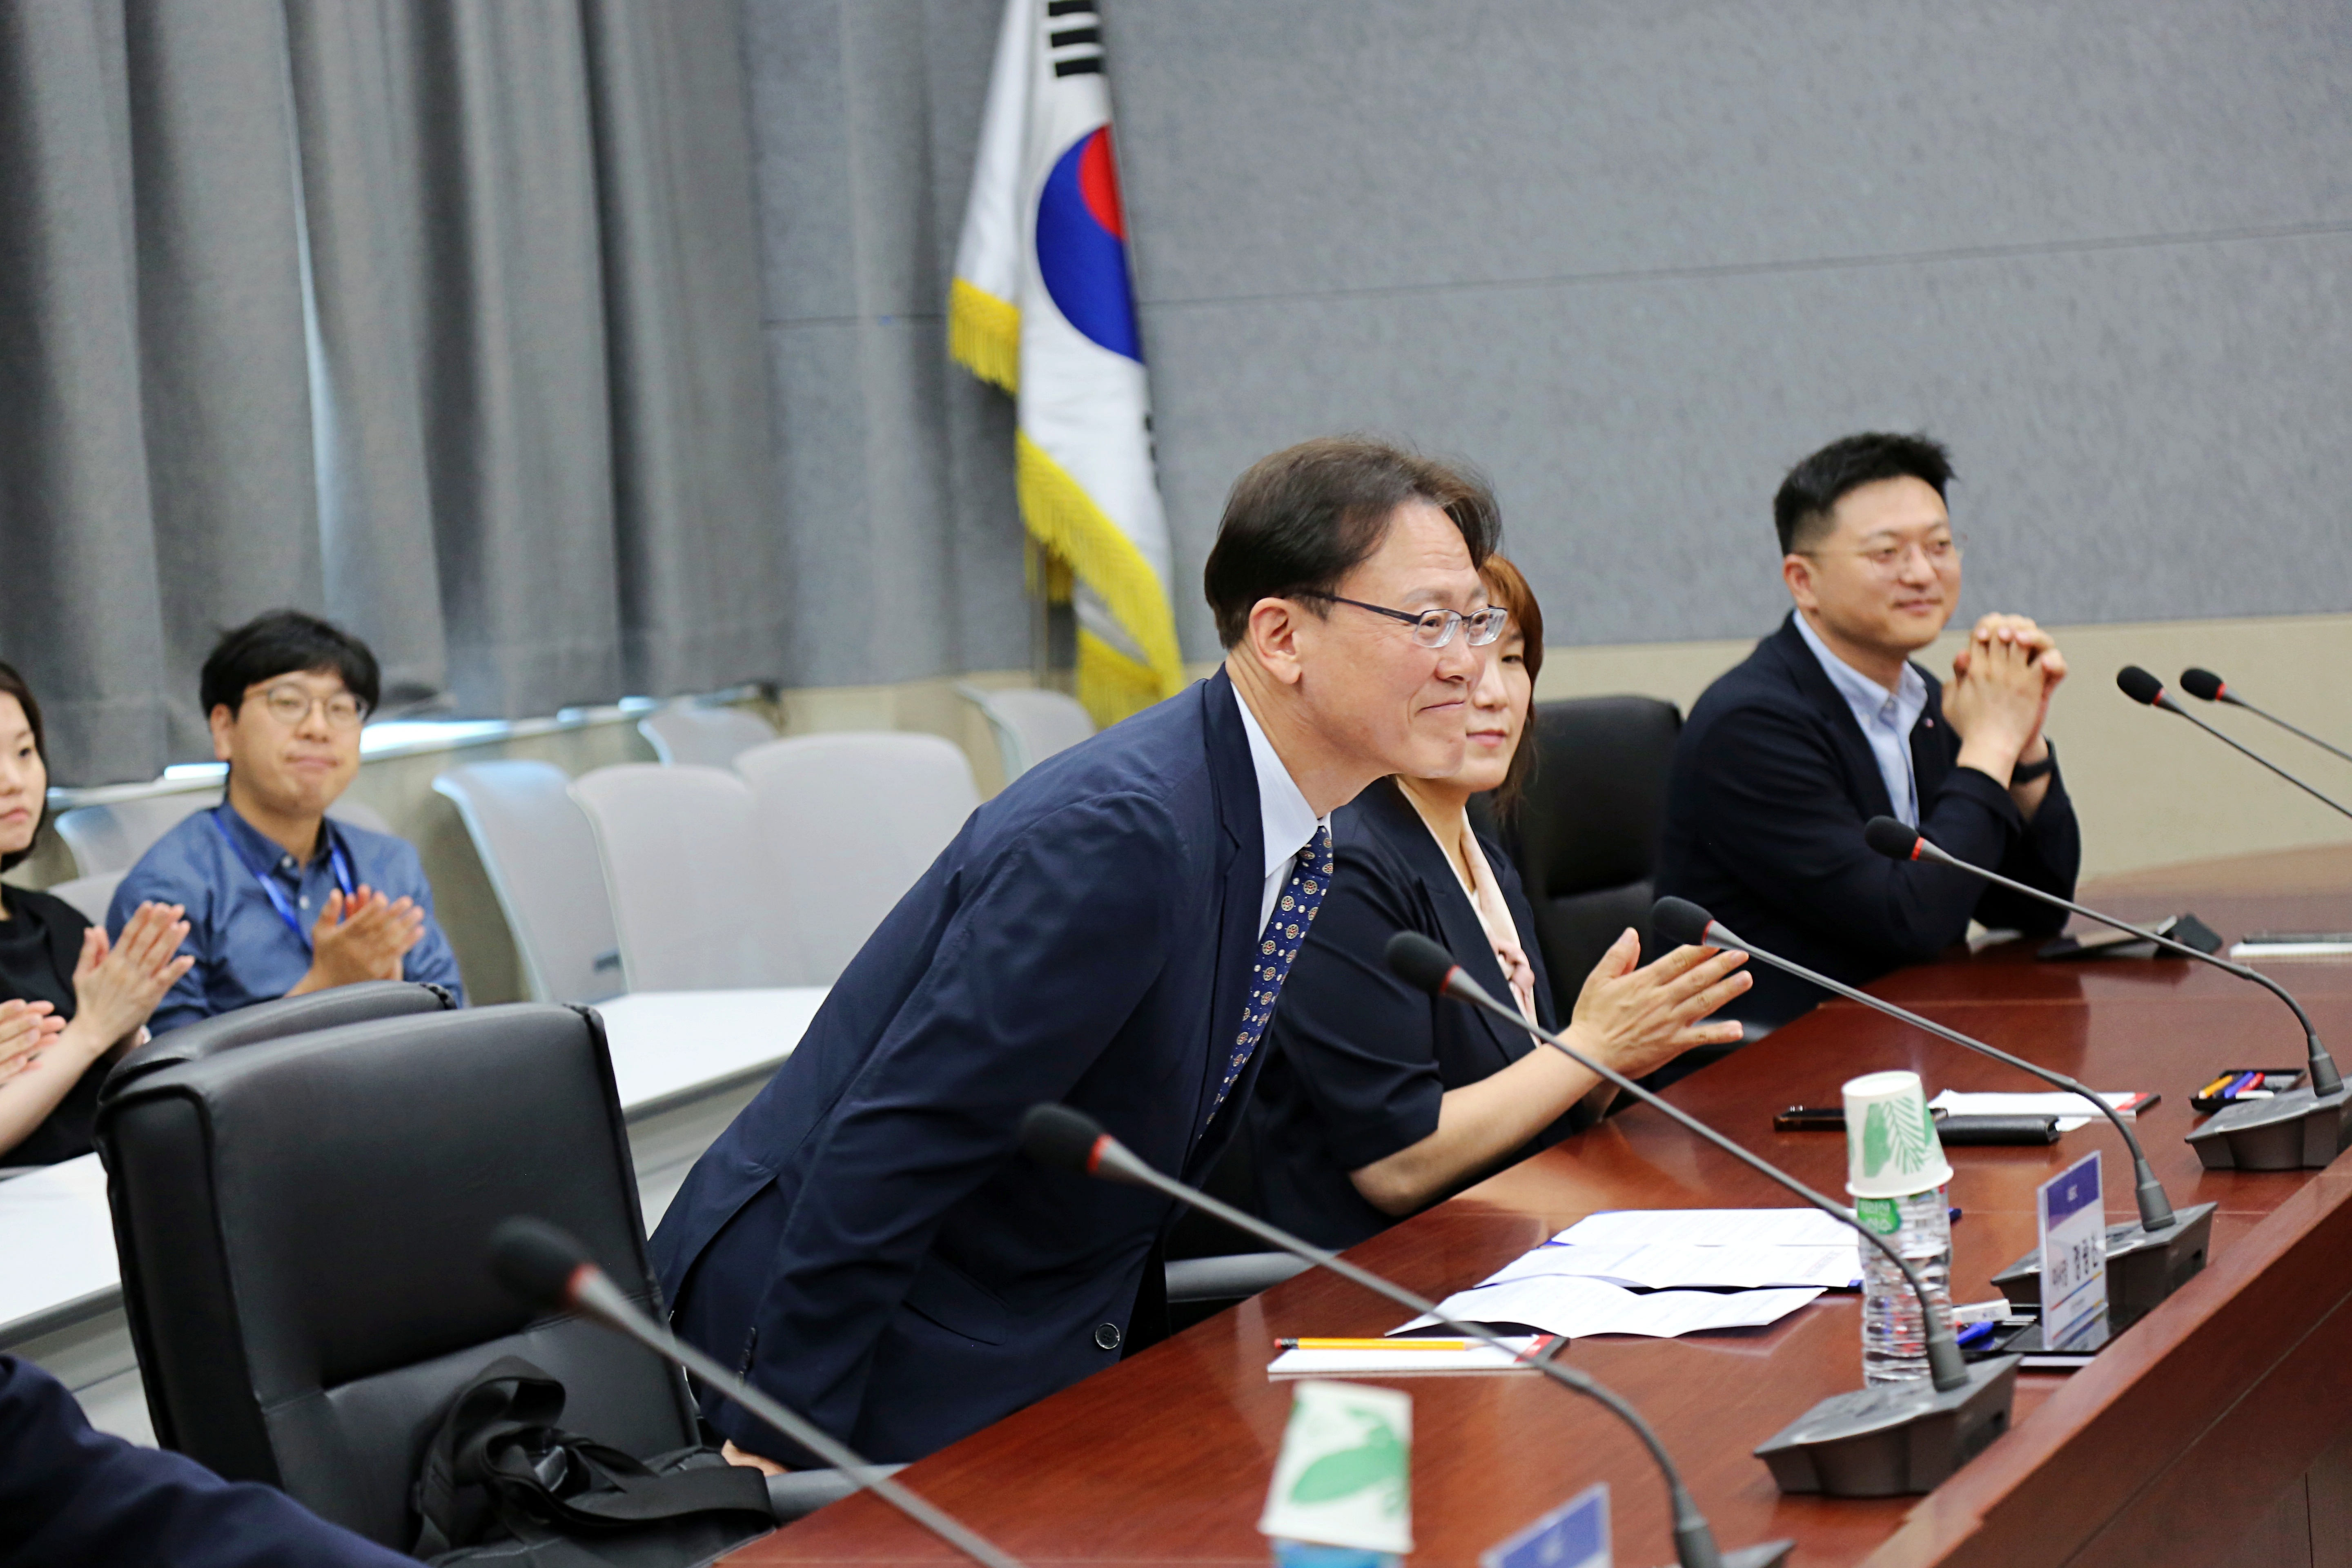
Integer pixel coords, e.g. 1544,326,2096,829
209,806,358,950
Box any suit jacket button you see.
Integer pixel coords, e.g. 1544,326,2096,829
1093,1322,1122,1351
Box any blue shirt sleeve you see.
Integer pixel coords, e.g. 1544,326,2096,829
383,840,465,1006
108,834,218,1039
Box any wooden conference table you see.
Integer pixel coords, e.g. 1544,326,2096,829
726,849,2352,1568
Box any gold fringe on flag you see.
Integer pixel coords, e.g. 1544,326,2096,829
1015,430,1186,725
948,278,1020,394
1075,630,1167,731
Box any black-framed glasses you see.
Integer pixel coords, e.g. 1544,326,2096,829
1298,592,1509,649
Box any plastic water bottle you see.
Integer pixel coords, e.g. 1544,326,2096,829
1857,1185,1955,1385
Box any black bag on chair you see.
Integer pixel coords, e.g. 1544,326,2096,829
412,1358,775,1568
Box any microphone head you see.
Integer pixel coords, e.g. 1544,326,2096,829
489,1216,593,1312
1020,1102,1109,1175
1863,816,1922,861
1650,895,1717,949
1383,931,1461,996
2117,665,2168,706
2180,667,2227,702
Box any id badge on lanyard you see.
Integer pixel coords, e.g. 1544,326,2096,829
209,807,359,952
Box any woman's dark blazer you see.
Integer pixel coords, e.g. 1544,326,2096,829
1240,776,1586,1250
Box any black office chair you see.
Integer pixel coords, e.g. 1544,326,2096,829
100,980,454,1101
94,1004,855,1553
1496,695,1684,1020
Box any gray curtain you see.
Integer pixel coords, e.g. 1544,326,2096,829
0,0,777,784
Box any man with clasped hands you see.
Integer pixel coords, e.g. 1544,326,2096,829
1657,431,2082,1031
654,437,1519,1466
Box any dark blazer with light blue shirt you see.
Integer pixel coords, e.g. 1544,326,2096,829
650,670,1273,1464
1657,613,2080,1026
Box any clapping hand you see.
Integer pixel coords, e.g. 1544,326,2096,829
0,998,65,1086
301,885,425,991
71,902,194,1049
1565,929,1752,1081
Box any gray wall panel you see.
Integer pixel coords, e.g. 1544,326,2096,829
1096,0,2352,657
743,0,2352,675
1107,0,2352,299
1147,231,2352,652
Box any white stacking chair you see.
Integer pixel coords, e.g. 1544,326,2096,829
433,761,624,1003
953,684,1095,783
570,764,802,990
637,703,778,768
53,795,216,877
46,872,125,925
55,793,392,877
734,733,981,985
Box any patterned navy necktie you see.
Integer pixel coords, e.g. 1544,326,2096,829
1205,823,1335,1127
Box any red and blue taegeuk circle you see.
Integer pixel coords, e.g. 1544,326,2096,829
1035,126,1141,361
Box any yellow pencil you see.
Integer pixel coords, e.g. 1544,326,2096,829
1275,1338,1471,1351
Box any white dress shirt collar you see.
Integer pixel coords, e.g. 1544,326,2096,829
1230,683,1330,929
1793,611,1931,826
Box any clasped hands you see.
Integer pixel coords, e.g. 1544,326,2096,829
1943,612,2067,784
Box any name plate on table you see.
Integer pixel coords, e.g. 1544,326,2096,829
2038,1151,2110,1352
1482,1481,1608,1568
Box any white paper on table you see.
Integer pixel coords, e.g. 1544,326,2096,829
1482,1240,1859,1292
1552,1208,1857,1250
2230,941,2352,960
1396,1276,1824,1340
1927,1089,2139,1133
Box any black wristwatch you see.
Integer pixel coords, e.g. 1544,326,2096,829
2011,739,2057,784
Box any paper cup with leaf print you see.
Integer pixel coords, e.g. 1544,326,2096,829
1842,1070,1953,1198
1257,1380,1413,1558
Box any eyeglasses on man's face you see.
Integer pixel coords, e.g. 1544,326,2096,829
1298,592,1509,649
1800,530,1965,577
249,683,368,731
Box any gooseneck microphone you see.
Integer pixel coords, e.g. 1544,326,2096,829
1385,933,1969,1379
1020,1105,1793,1565
2180,667,2352,768
2118,666,2352,823
1646,897,2214,1326
487,1218,1027,1568
1383,932,2018,1500
1863,815,2350,1172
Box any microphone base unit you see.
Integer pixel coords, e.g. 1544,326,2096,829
1754,1356,2020,1498
2186,1084,2352,1171
1984,1203,2215,1331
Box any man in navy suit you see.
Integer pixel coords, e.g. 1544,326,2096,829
1,1354,412,1567
1657,431,2081,1029
653,437,1510,1465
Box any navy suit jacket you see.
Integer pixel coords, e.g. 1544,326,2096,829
0,1354,411,1568
650,672,1270,1463
1656,614,2081,1027
1242,777,1575,1250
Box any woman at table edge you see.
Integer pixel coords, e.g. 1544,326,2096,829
0,663,194,1164
1237,555,1754,1249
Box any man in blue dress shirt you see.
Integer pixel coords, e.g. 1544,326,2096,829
654,437,1510,1467
110,612,463,1034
